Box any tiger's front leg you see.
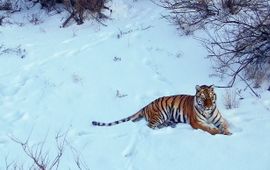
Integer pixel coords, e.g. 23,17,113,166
191,121,222,135
218,119,232,135
147,121,164,129
146,115,164,129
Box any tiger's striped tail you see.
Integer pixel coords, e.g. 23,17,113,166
91,110,143,127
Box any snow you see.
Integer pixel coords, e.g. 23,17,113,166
0,0,270,169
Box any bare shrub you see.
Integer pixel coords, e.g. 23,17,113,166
159,0,222,35
160,0,270,94
244,65,270,89
28,13,44,25
0,0,33,12
8,132,66,170
0,45,27,58
39,0,64,10
116,90,128,98
0,15,5,25
223,88,240,109
206,0,270,92
68,144,90,170
62,0,112,27
0,0,12,11
159,0,261,34
0,0,111,27
7,131,89,170
220,0,246,15
113,56,121,62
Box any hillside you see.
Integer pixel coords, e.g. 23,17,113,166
0,0,270,169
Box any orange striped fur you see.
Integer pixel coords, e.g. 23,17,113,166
92,85,232,135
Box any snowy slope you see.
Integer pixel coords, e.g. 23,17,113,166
0,0,270,169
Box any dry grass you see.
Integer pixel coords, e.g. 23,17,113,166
223,88,240,109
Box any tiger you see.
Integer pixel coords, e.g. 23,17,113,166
92,85,232,135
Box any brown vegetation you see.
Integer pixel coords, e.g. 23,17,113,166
62,0,111,27
160,0,270,95
0,0,111,27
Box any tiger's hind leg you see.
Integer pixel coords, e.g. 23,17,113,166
157,123,166,129
155,120,176,129
167,121,177,128
161,121,177,128
147,122,158,129
147,119,164,129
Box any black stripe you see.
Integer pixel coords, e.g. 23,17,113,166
182,97,187,123
175,106,180,123
170,96,178,121
194,106,207,122
211,110,218,121
213,94,216,101
151,102,159,113
194,106,201,114
181,97,189,123
164,97,171,119
176,96,184,123
208,107,218,122
155,98,166,121
183,114,186,123
176,109,181,123
216,123,222,128
160,98,168,119
213,114,221,125
196,113,206,122
171,107,175,120
153,100,162,117
171,97,179,122
209,106,216,117
171,96,178,108
143,107,149,121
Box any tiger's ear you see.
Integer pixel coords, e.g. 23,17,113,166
195,85,201,91
209,84,215,90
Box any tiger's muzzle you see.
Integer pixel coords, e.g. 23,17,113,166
204,99,214,110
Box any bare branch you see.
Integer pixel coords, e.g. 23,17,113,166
159,0,270,95
9,130,68,170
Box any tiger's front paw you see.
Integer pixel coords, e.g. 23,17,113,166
219,125,232,135
223,130,232,136
209,128,222,135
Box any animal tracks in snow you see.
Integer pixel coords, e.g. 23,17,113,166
0,76,31,126
122,130,139,158
142,47,183,86
0,135,9,145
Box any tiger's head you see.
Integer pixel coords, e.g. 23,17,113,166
195,85,217,114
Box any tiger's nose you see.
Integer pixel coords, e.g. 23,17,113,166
204,99,212,109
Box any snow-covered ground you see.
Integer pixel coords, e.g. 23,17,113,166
0,0,270,169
